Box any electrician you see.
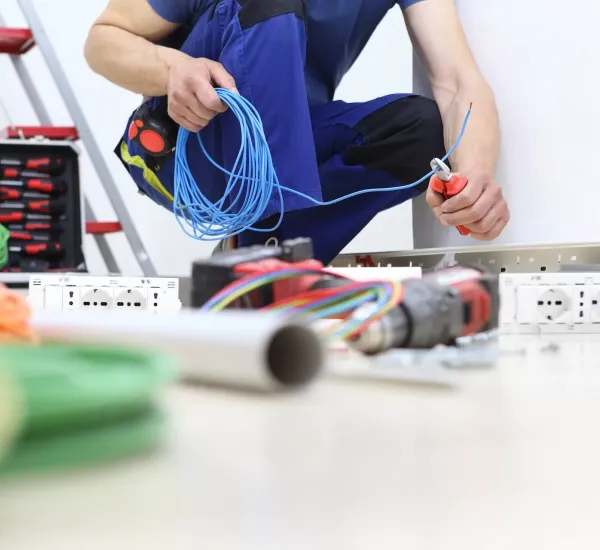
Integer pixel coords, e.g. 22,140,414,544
85,0,509,264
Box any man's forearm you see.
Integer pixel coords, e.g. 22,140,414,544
84,24,187,96
432,77,500,176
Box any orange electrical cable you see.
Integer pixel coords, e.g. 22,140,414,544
0,284,37,344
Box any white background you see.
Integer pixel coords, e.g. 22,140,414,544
0,0,413,275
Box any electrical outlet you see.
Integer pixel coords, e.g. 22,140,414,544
114,288,147,309
502,272,600,333
536,287,572,323
591,290,600,323
63,286,79,311
28,275,181,313
80,287,113,309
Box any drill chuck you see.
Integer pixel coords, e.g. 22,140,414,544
349,267,499,355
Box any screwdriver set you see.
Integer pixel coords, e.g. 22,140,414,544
0,140,84,277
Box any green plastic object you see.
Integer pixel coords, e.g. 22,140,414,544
0,408,166,475
0,343,175,437
0,224,8,269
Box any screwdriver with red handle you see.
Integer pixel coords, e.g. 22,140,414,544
8,231,51,242
9,242,62,259
0,177,66,194
0,157,64,176
6,222,63,233
0,187,50,201
0,199,65,215
0,212,53,224
429,157,470,236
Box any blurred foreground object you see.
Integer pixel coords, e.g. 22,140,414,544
31,309,325,393
0,279,37,343
0,344,175,475
0,366,23,463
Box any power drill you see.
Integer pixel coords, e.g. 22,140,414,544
190,239,500,352
346,266,499,354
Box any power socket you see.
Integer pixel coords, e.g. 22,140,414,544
114,288,147,309
536,287,572,323
29,275,181,313
80,287,113,309
501,272,600,333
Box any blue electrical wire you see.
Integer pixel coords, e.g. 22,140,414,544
173,88,471,241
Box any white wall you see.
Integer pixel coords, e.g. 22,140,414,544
0,0,412,275
336,8,414,255
413,0,600,250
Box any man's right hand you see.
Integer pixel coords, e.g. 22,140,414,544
167,57,238,132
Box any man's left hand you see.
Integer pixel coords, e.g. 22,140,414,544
426,171,510,241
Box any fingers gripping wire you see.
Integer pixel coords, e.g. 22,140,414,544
173,89,471,241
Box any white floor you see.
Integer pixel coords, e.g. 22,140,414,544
3,334,600,550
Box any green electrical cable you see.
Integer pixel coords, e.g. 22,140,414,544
0,343,176,475
0,366,24,462
0,407,166,475
0,343,175,437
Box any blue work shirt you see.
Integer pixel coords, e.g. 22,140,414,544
147,0,424,106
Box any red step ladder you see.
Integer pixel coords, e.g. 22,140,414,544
0,5,156,276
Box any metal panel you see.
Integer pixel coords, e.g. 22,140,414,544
331,242,600,273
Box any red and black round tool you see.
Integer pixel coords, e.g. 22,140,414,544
128,98,178,156
9,242,62,259
0,177,66,195
0,157,64,176
0,199,65,215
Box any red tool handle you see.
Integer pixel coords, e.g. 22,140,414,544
25,178,65,194
0,199,65,214
0,157,63,175
0,187,48,201
9,242,62,258
9,231,50,242
7,222,63,233
0,212,52,223
0,177,65,194
430,175,470,236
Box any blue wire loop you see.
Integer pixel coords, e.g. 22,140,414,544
174,88,471,241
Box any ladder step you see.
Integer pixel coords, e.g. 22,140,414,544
86,222,123,235
0,27,35,55
1,126,79,140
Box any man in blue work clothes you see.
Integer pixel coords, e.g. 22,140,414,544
85,0,509,265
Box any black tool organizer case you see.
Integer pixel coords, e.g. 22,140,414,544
0,139,86,285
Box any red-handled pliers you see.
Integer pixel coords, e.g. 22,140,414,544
430,158,470,236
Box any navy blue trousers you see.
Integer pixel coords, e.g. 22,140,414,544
117,0,446,265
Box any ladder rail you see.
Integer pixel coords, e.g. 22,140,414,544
13,0,158,277
0,13,121,275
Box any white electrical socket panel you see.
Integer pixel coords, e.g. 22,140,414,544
28,275,182,313
500,272,600,333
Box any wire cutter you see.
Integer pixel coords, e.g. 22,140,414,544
430,158,470,236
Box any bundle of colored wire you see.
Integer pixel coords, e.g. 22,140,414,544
174,89,472,240
0,283,37,343
201,269,403,342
